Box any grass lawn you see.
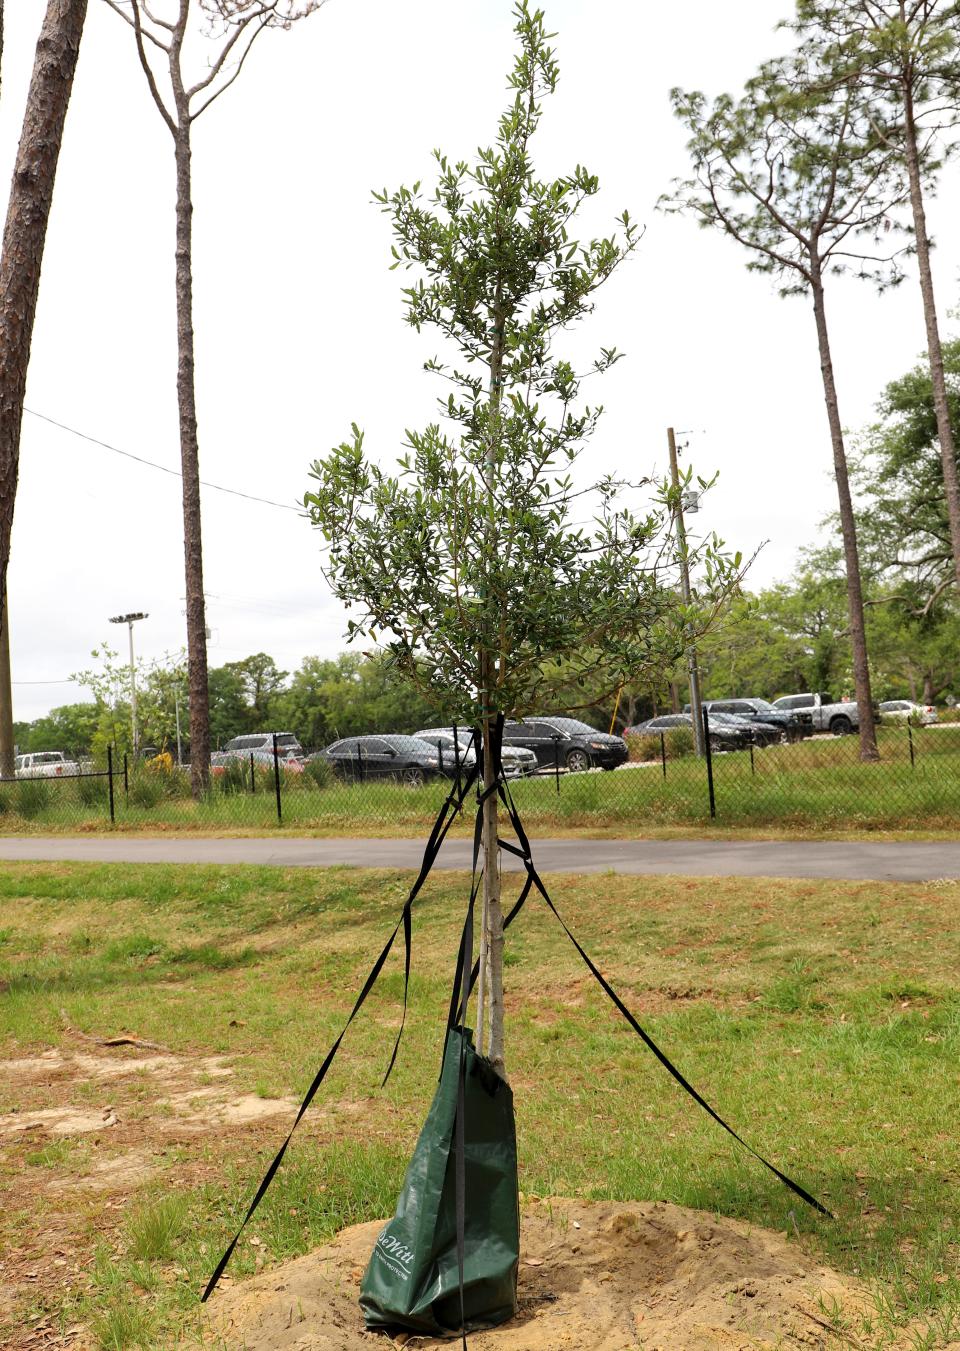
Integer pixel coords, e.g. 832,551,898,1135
1,860,959,1348
2,724,960,839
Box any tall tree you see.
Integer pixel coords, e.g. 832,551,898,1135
791,0,960,596
104,0,326,796
0,0,89,776
664,53,907,760
306,3,739,1079
852,337,960,612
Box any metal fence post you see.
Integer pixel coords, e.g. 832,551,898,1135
908,723,915,770
552,734,561,794
123,752,129,798
272,733,282,824
107,745,115,825
660,733,667,779
250,752,256,792
749,743,755,776
702,706,716,819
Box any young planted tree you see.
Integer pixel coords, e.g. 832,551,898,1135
791,0,960,597
0,0,89,777
104,0,326,796
664,54,908,761
305,2,739,1079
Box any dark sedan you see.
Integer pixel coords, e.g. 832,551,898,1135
317,734,444,787
689,698,805,743
627,712,751,752
502,716,628,773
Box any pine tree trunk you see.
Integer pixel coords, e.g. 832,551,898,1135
0,0,87,759
810,266,879,761
901,80,960,596
172,112,211,797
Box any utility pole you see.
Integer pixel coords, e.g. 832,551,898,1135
0,605,14,778
667,427,705,756
174,688,183,767
108,612,148,755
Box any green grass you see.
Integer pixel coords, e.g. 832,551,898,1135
1,724,959,838
1,860,960,1346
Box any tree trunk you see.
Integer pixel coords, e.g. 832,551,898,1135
0,0,87,764
922,672,935,706
810,267,879,761
0,606,13,778
173,117,211,797
901,78,960,596
476,299,506,1080
480,708,505,1079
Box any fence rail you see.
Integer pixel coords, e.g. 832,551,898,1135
2,720,960,835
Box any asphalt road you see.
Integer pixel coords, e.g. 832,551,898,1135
0,835,958,880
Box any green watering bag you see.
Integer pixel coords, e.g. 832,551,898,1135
360,1027,519,1336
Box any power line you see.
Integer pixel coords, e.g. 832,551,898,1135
24,407,302,513
12,678,79,686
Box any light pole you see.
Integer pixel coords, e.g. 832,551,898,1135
667,428,705,756
108,612,148,755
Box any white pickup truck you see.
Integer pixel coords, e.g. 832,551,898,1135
14,751,81,778
772,692,873,736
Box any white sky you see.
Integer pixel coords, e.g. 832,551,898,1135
4,0,958,721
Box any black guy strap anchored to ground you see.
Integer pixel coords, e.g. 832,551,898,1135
201,714,831,1339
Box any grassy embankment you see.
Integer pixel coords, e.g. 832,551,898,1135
0,724,959,837
1,861,959,1347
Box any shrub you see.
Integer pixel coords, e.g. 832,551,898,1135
303,757,335,790
625,733,661,763
665,726,694,759
16,778,50,819
77,773,108,807
216,758,250,796
128,773,163,809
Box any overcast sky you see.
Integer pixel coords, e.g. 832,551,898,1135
4,0,958,722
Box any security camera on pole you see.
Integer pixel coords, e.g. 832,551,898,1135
108,612,148,756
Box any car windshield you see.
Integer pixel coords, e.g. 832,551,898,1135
418,731,476,752
746,699,778,712
541,717,601,735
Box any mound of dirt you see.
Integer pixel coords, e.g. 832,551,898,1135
203,1196,870,1351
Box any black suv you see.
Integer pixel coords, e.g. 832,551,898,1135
502,717,628,773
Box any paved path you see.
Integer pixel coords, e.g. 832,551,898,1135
0,835,958,881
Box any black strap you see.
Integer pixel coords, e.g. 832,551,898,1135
496,772,832,1219
202,756,480,1304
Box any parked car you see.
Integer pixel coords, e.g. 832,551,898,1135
690,698,805,743
224,731,304,758
879,699,938,725
414,728,539,779
627,713,751,753
209,750,244,777
14,751,80,778
705,710,784,747
317,734,445,787
247,747,304,773
772,692,874,736
501,718,628,773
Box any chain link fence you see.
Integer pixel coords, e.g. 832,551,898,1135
3,719,960,834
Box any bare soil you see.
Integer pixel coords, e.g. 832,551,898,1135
204,1197,881,1351
0,1041,298,1350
